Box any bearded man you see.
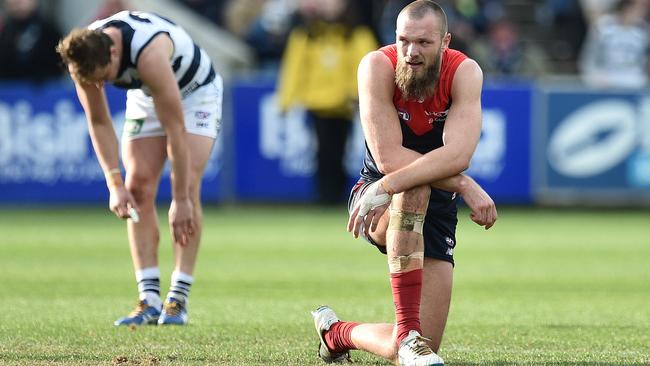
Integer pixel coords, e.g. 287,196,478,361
310,1,498,365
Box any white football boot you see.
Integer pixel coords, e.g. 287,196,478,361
398,330,444,366
311,306,351,363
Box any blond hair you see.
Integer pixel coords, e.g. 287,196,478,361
399,0,448,35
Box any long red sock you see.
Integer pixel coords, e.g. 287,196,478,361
391,269,423,345
324,321,359,353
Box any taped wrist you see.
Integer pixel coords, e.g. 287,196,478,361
105,168,123,188
388,252,424,273
388,209,424,234
356,181,392,217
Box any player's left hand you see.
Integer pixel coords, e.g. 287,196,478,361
169,198,195,246
459,176,498,230
348,180,392,238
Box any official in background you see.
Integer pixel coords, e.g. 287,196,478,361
0,0,62,82
277,0,378,204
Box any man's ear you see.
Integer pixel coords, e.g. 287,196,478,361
442,32,451,49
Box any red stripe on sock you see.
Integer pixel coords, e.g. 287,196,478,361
391,269,423,345
324,321,360,353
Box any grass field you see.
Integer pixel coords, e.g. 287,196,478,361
0,205,648,365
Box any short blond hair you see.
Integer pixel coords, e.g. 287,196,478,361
399,0,448,35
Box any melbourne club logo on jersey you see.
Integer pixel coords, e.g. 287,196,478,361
425,109,449,124
397,109,411,122
445,236,456,255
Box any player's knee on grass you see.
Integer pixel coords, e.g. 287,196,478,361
392,185,431,213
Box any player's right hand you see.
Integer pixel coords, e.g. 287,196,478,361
347,180,392,238
108,185,140,222
169,198,195,247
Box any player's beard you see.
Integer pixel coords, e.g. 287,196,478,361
395,48,442,101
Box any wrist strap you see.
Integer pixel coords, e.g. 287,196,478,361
105,168,123,188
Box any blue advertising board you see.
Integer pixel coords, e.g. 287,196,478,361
534,88,650,204
232,77,533,203
467,82,532,203
232,77,315,201
0,81,221,203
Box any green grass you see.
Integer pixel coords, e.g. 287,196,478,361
0,206,648,365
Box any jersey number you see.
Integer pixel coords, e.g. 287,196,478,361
128,11,176,25
128,12,152,23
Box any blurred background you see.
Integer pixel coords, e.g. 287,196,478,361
1,0,650,207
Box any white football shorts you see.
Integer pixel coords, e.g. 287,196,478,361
122,76,223,141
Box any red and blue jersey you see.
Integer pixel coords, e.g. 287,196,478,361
360,45,467,181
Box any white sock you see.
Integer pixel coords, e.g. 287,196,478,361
135,267,162,309
167,271,193,304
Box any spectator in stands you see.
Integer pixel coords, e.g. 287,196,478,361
0,0,62,82
225,0,298,68
469,17,549,78
277,0,378,204
177,0,227,27
352,0,381,35
436,0,476,54
436,0,505,54
580,0,620,24
91,0,133,22
223,0,265,39
537,0,587,73
378,0,504,52
378,0,411,45
466,0,506,34
579,0,649,89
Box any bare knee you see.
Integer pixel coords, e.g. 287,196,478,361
392,185,431,213
125,173,158,205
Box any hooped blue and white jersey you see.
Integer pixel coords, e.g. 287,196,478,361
89,11,216,98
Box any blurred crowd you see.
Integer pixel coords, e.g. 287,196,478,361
168,0,650,88
1,0,648,205
1,0,649,88
0,0,61,82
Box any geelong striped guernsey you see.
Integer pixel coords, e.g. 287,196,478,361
89,11,216,98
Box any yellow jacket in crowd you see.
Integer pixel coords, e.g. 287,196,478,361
277,21,378,118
